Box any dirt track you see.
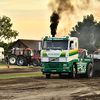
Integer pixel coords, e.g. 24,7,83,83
1,67,100,100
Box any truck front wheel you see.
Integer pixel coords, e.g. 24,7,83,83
70,64,76,78
86,63,93,78
46,74,51,79
59,73,63,78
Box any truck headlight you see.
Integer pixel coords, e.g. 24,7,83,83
41,67,45,69
41,64,45,67
63,64,67,67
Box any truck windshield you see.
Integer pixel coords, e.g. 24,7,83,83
43,40,68,50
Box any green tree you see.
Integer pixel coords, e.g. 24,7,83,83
0,41,10,56
0,15,19,42
70,14,100,53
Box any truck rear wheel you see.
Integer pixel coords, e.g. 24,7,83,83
9,55,17,65
32,59,40,66
17,57,27,66
86,63,93,78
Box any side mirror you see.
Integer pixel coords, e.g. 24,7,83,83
71,43,74,50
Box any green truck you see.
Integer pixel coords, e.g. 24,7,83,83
41,36,94,78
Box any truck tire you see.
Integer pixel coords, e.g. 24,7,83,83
9,55,17,65
70,64,77,78
59,73,63,78
86,63,93,78
32,59,40,66
17,57,27,66
46,74,51,79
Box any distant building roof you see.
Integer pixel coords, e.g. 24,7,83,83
10,39,42,50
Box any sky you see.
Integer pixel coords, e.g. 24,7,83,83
0,0,51,41
1,0,100,42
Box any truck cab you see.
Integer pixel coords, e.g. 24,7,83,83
41,36,78,78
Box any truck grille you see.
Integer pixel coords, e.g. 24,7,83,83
49,64,59,68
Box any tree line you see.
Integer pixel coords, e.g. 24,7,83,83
0,15,18,56
70,14,100,54
0,14,100,56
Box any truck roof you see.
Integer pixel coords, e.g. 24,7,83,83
43,36,78,41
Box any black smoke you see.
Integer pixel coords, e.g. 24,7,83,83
50,12,60,37
49,0,92,37
49,0,74,37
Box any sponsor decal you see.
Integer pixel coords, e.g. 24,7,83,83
44,38,69,41
48,53,59,56
77,61,87,73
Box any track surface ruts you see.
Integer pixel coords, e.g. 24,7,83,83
0,68,100,100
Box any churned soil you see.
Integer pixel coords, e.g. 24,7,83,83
0,66,100,100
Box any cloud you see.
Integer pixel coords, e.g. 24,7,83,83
0,0,51,40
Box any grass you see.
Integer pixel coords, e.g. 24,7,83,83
0,63,40,68
0,63,6,66
0,63,42,79
0,73,43,79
